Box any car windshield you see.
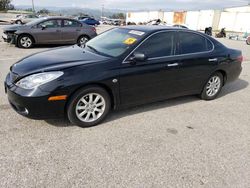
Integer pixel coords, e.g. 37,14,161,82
25,17,47,26
85,28,145,57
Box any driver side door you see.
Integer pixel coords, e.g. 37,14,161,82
31,19,62,44
119,31,179,107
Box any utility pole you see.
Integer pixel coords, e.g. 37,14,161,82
101,4,104,18
32,0,35,13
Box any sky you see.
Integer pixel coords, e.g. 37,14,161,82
12,0,250,10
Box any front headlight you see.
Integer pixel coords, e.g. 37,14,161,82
16,71,63,89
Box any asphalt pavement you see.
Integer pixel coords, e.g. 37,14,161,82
0,26,249,188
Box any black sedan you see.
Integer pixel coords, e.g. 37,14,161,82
5,26,243,127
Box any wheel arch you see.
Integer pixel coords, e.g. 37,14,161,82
216,69,227,85
77,34,90,43
17,33,36,44
65,83,116,114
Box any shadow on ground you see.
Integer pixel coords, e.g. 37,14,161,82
45,79,248,127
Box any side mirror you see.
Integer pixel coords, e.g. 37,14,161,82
129,52,147,64
41,25,47,30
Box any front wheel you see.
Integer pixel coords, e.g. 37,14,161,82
17,35,33,48
67,86,111,127
199,72,223,100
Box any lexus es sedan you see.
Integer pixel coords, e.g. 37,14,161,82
5,26,242,127
2,17,97,48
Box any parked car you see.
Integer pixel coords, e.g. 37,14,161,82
11,14,39,24
5,26,242,127
80,18,100,26
205,27,213,36
216,28,226,38
246,35,250,45
74,16,90,20
2,17,97,48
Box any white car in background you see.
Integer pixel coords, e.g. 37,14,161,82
11,14,39,24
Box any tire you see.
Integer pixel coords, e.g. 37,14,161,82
17,35,33,48
246,40,250,45
199,72,223,100
77,35,89,47
67,86,111,127
16,20,22,24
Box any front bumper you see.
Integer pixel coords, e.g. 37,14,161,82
5,74,66,120
2,32,16,43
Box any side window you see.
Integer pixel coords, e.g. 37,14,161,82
135,32,174,58
38,19,61,28
179,32,213,54
64,20,81,27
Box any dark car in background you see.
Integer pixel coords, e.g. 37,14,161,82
2,17,97,48
74,16,91,20
79,18,100,26
5,26,242,127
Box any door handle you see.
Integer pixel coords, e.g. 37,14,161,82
167,63,179,67
208,58,218,62
56,30,61,32
76,29,81,31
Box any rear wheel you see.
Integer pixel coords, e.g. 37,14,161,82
199,72,223,100
77,35,89,47
246,39,250,45
67,86,111,127
17,35,33,48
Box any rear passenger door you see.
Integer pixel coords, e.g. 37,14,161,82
175,31,216,94
61,19,82,43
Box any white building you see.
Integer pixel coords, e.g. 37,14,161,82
126,5,250,32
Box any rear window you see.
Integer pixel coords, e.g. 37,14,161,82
64,20,81,27
179,32,213,54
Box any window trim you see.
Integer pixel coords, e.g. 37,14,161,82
36,19,62,29
62,19,82,27
123,30,214,64
177,30,214,56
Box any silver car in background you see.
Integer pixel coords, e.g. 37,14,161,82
10,14,39,25
2,17,97,48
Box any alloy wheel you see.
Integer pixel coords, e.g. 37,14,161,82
20,37,32,48
75,93,106,123
79,37,88,47
206,76,221,97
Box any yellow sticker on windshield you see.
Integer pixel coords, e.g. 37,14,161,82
123,38,137,45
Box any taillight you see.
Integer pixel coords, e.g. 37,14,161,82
237,55,243,63
92,27,96,32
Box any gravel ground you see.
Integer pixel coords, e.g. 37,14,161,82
0,25,249,188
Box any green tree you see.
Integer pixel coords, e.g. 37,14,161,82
0,0,12,11
25,8,33,12
111,13,125,19
37,8,50,15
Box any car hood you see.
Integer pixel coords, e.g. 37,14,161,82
3,24,29,31
11,45,110,76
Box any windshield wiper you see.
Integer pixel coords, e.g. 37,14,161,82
86,45,113,58
87,45,99,54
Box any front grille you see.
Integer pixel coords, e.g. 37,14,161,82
10,72,19,83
